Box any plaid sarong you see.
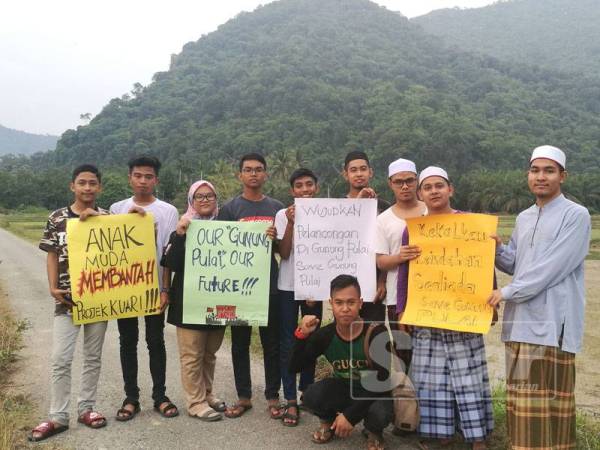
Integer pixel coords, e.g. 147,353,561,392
505,342,576,450
410,328,494,442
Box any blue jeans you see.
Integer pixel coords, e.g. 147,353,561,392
278,289,323,401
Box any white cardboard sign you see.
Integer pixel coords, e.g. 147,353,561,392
294,198,377,301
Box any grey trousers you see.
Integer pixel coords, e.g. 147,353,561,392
49,314,107,425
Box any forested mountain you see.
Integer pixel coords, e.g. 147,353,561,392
414,0,600,76
0,125,57,156
2,0,600,212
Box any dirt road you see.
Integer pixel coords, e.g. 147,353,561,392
0,228,414,449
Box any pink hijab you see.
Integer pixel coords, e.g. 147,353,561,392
182,180,218,220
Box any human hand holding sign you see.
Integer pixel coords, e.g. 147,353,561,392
127,205,146,216
397,245,421,263
357,187,376,199
79,208,102,221
300,314,320,336
285,204,295,224
176,217,191,236
51,287,73,309
331,413,353,437
487,289,504,307
490,234,502,250
266,225,277,240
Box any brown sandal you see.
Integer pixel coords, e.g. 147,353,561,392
224,401,253,419
267,400,283,419
78,410,107,429
311,423,335,444
28,421,69,442
366,432,385,450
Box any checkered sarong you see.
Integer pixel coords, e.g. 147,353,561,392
505,342,576,450
410,328,494,442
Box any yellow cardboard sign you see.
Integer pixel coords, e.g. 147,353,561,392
66,214,159,324
400,213,498,334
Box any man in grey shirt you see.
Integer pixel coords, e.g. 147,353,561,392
488,145,591,450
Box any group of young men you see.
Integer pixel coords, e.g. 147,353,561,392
29,146,590,450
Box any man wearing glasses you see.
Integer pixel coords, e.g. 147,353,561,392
374,158,426,322
217,153,285,420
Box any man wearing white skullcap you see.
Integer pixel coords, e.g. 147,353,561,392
488,145,591,450
403,166,494,449
374,158,426,324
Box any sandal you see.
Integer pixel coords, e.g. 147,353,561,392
311,423,335,444
224,401,253,419
267,400,283,419
281,402,299,427
208,398,227,413
115,398,140,422
191,407,222,422
78,410,107,429
28,421,69,442
366,432,385,450
154,397,179,418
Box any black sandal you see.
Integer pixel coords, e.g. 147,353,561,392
281,402,299,427
116,398,140,422
154,397,179,418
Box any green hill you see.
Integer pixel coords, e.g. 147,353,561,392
414,0,600,76
2,0,600,212
0,124,58,156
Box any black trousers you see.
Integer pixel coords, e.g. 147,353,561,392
117,313,167,404
303,378,394,434
231,292,281,400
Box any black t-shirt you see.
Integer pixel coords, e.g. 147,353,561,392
217,195,284,294
161,231,223,331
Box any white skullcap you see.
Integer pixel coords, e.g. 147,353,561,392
530,145,566,169
388,158,417,178
418,166,449,186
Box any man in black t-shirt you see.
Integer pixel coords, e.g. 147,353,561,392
290,275,394,449
218,153,284,420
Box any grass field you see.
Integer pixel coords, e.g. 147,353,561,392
3,212,599,259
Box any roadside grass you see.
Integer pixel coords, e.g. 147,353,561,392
0,292,31,450
0,209,48,244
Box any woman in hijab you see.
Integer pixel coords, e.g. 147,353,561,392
161,180,226,421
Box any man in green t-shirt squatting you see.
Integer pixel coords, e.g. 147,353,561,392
289,275,394,450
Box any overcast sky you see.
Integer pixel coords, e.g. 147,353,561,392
0,0,495,136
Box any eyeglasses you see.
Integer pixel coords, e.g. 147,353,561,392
241,167,265,174
193,193,217,202
391,177,417,187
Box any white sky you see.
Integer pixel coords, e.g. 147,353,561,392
0,0,495,135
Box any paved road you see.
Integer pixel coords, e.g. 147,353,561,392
0,228,413,449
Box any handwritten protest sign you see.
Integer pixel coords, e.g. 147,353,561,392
66,214,159,325
182,220,272,326
294,198,377,302
400,213,498,334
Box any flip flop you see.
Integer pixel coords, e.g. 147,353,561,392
28,421,69,442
